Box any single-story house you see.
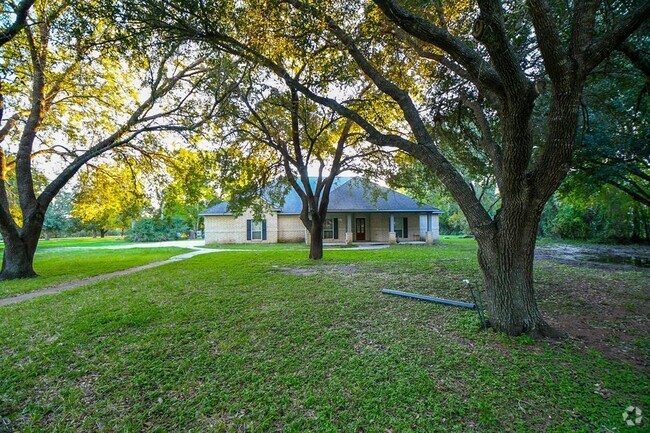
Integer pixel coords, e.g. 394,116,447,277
200,177,443,245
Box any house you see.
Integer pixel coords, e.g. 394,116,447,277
200,177,443,245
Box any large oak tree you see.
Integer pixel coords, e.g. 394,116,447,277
130,0,650,335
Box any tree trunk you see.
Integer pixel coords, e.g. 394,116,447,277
632,207,640,243
0,229,39,280
100,229,106,238
309,220,324,260
476,214,561,337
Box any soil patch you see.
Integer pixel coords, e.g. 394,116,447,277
536,243,650,271
534,257,649,372
272,264,360,276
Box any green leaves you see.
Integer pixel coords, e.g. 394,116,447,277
71,163,149,232
159,148,221,228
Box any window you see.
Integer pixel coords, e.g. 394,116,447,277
251,220,263,240
323,218,338,239
246,219,267,241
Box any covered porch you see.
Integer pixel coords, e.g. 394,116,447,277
314,212,440,245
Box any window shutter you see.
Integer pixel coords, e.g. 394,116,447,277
262,219,267,240
333,218,339,239
246,219,252,240
403,217,409,239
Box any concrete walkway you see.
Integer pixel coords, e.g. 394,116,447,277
0,247,216,308
43,240,206,251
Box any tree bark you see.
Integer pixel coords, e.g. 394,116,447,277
475,213,559,337
308,219,324,260
0,223,41,280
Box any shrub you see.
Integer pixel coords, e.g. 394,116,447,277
127,218,188,242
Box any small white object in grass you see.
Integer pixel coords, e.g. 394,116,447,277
463,279,470,284
622,406,643,426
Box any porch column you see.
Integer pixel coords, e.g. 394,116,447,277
426,213,434,245
305,227,310,245
389,213,397,244
345,213,353,245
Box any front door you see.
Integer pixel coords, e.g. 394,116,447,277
355,218,366,241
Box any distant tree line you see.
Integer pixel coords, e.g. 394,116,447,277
419,186,649,244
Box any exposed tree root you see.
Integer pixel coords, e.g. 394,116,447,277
527,321,566,340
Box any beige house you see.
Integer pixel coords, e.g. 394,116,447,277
201,178,442,245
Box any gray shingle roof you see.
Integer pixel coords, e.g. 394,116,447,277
201,202,231,214
200,177,442,215
328,178,441,212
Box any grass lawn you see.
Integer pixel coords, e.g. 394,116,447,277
0,240,648,432
0,247,189,299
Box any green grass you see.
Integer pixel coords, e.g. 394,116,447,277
0,240,648,432
0,247,188,298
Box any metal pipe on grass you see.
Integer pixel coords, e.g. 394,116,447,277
381,289,476,310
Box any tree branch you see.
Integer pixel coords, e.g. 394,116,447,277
582,1,650,75
459,95,503,184
473,0,531,98
0,113,19,145
618,41,650,77
607,179,650,207
527,0,573,86
0,0,35,47
371,0,505,97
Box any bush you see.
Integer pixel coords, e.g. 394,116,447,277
127,218,188,242
551,205,593,240
540,188,650,244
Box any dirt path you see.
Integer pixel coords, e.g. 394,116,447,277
0,248,216,308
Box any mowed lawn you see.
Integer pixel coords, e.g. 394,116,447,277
1,240,648,432
0,239,189,298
